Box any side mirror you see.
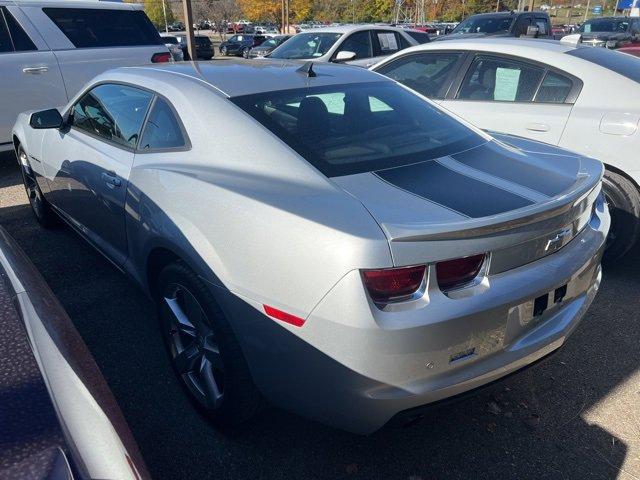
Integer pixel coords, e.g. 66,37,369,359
29,109,63,129
333,50,356,63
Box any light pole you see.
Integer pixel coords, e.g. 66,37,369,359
162,0,169,33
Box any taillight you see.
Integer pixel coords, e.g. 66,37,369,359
436,254,486,291
151,52,171,63
362,265,426,303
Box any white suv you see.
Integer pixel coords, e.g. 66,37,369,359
0,0,169,153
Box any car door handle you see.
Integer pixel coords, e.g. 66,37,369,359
525,122,550,132
22,66,49,75
101,172,122,188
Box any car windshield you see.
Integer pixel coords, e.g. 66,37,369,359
231,81,484,177
452,15,513,34
268,32,342,59
261,38,278,48
579,19,629,33
567,46,640,83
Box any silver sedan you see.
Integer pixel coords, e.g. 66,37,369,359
12,60,609,433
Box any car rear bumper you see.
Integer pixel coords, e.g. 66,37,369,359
216,202,608,434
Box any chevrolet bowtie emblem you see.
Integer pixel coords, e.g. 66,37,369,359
545,227,573,252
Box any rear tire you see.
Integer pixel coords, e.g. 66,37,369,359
602,169,640,263
242,47,250,59
157,261,263,427
17,146,58,228
220,45,227,56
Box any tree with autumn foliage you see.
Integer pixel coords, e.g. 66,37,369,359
238,0,312,25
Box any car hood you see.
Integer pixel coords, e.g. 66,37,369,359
332,135,603,265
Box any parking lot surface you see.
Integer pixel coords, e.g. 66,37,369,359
1,153,639,480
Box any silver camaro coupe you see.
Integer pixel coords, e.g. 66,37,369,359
12,60,609,434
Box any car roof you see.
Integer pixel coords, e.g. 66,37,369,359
398,36,577,55
9,0,140,9
115,60,390,97
305,24,407,34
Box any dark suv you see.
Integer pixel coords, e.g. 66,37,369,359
578,17,640,49
436,11,552,40
219,34,266,57
170,34,214,60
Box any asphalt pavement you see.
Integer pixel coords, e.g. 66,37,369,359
1,152,639,480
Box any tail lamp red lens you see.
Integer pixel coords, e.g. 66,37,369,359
151,52,171,63
362,265,426,303
436,254,486,291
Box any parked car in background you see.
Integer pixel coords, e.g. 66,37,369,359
168,21,184,32
163,33,214,60
618,44,640,56
578,16,640,49
161,34,185,61
248,34,292,58
0,0,169,155
0,226,150,479
373,37,640,260
267,25,422,67
219,34,265,56
437,11,552,40
13,60,607,434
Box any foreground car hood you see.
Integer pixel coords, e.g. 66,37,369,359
332,136,603,265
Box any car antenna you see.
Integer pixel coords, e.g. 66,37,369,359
297,61,316,78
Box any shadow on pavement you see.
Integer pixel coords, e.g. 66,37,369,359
0,154,638,479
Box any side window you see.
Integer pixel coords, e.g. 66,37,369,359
514,17,531,36
43,8,162,48
374,31,401,56
3,8,36,51
535,71,573,103
71,84,153,149
377,52,463,99
337,30,372,59
0,9,13,53
457,56,545,102
534,18,549,36
139,97,187,150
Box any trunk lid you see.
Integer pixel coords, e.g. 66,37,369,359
332,137,602,269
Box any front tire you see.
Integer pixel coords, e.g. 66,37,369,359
220,45,227,56
18,147,58,228
242,47,250,59
602,170,640,263
157,261,263,427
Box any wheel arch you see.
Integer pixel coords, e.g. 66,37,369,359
603,162,640,192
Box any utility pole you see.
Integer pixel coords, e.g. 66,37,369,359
285,0,289,33
182,0,196,61
584,0,591,20
496,0,500,12
162,0,169,33
281,0,285,33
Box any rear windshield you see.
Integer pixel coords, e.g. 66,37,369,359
231,82,484,177
43,8,163,48
566,47,640,83
452,15,513,34
195,36,211,46
268,32,342,59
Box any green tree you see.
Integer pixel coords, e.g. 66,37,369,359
143,0,175,30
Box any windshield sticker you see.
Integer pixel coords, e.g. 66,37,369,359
494,67,521,101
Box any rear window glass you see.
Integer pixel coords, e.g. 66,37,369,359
43,8,163,48
566,47,640,84
406,30,431,44
195,36,211,46
231,82,483,177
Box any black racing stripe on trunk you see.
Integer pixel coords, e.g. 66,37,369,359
376,161,533,218
453,144,575,197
